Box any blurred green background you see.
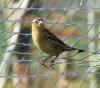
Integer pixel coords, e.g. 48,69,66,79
0,0,100,88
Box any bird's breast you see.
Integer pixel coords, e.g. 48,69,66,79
32,30,62,56
32,30,43,49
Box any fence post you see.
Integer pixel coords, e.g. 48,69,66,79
0,0,29,88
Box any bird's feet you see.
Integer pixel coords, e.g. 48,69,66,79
39,59,55,69
47,61,55,69
39,59,48,67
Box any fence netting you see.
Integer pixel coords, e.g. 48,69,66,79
0,0,100,88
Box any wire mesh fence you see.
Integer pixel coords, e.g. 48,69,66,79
0,0,100,88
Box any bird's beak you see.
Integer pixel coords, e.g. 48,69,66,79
38,21,44,25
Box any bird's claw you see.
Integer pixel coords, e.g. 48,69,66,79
39,60,55,69
39,60,48,67
39,60,45,65
47,62,55,69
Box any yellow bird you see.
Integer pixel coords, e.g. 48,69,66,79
31,18,84,67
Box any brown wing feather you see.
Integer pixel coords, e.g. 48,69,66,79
44,29,76,51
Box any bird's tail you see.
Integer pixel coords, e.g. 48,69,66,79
70,47,85,53
78,49,85,53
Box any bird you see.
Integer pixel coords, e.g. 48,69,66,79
31,17,85,67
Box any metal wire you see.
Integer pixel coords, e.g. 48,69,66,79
0,0,100,88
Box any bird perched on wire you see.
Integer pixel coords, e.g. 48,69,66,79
31,17,85,67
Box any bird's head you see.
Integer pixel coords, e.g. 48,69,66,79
32,18,45,29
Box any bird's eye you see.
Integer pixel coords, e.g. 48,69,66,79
35,20,39,23
38,18,43,21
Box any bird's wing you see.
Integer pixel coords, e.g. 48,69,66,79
44,29,74,51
